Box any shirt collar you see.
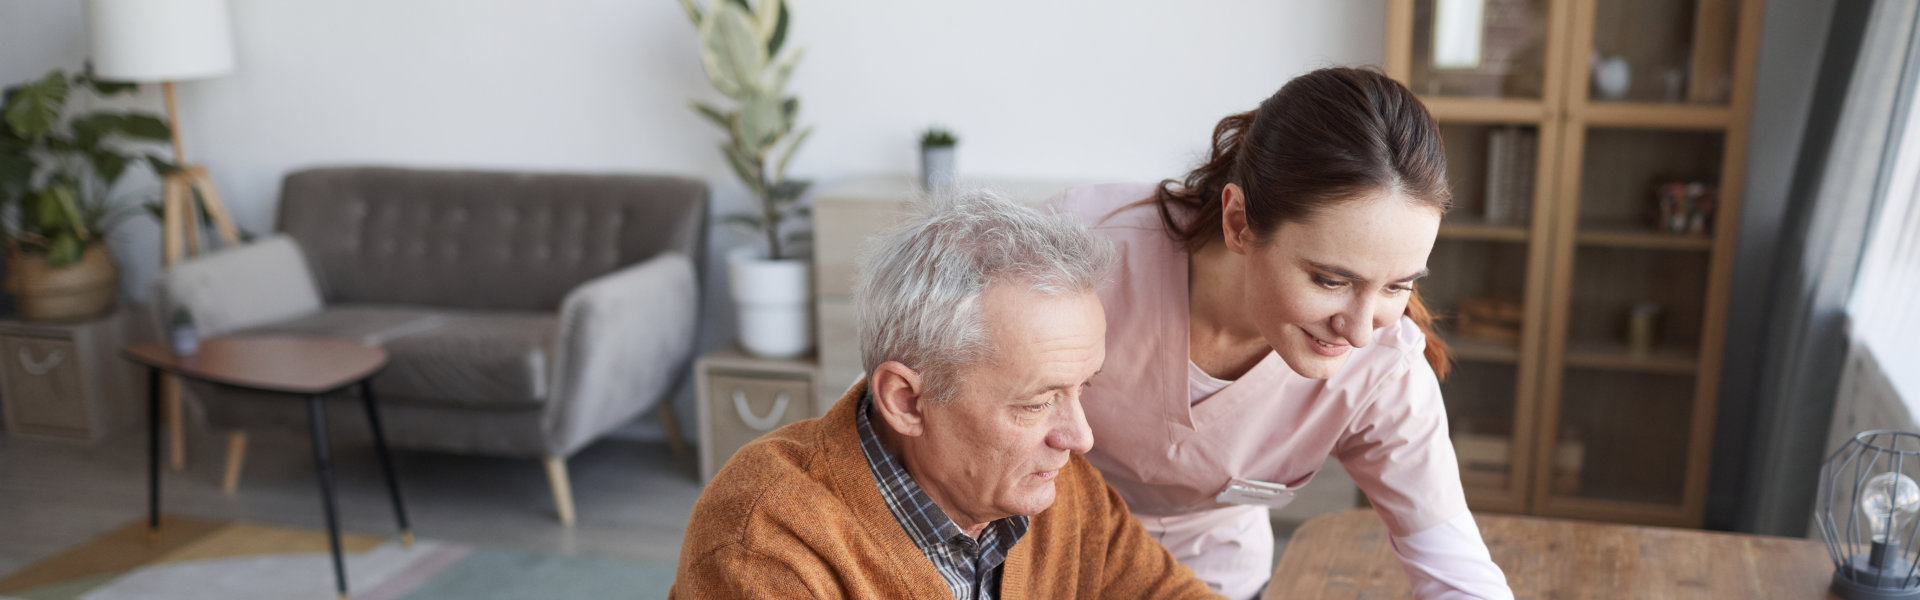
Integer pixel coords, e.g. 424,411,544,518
856,390,1029,565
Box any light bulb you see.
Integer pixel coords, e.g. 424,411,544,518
1860,472,1920,544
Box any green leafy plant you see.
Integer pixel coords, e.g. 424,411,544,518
0,65,172,267
920,127,957,148
681,0,812,260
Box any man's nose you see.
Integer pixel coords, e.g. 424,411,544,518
1049,395,1095,454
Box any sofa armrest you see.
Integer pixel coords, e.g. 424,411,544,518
545,252,700,455
149,235,325,336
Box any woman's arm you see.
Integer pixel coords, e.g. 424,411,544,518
1334,351,1514,600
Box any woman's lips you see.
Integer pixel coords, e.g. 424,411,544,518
1306,331,1350,357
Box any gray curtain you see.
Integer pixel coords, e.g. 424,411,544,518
1739,0,1920,536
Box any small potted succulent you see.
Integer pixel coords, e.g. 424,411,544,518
919,126,957,191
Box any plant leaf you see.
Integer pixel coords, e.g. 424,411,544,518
46,233,81,267
766,47,803,96
753,0,780,39
677,0,703,25
690,101,731,130
767,0,789,57
119,114,172,141
720,213,763,232
699,4,767,100
50,182,89,240
736,94,783,153
775,125,811,182
79,62,137,95
147,155,184,176
4,71,68,140
89,149,129,185
720,142,762,193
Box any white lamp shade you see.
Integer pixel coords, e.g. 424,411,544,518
85,0,235,82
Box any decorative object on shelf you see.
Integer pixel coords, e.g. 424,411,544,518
1456,297,1524,345
920,126,958,192
681,0,815,358
1655,181,1717,236
1625,301,1662,356
85,0,246,267
1591,52,1632,100
166,307,197,356
1816,430,1920,599
1482,125,1535,226
0,67,174,321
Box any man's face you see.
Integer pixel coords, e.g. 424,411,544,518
906,283,1105,528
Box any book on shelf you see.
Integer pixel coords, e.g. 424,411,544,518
1481,126,1535,227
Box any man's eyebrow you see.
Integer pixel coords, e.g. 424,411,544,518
1306,260,1430,285
1016,369,1103,398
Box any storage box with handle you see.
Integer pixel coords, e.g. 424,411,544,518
695,347,817,483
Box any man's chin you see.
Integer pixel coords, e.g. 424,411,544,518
1006,483,1059,517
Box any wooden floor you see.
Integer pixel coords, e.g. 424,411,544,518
0,427,706,577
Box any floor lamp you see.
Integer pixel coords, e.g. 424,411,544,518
87,0,244,474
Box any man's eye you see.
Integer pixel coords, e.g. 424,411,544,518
1023,400,1055,413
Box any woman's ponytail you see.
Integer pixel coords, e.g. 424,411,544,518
1405,292,1452,381
1152,110,1254,253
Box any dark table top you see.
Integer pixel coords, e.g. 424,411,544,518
122,336,387,395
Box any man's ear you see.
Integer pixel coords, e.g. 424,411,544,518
870,361,928,438
1220,183,1256,255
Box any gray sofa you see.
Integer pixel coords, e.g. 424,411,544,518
153,166,707,524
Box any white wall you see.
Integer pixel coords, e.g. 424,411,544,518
1,0,1385,438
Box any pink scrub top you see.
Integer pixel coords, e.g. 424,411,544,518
1051,183,1511,600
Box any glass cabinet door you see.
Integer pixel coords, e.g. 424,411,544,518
1408,0,1555,100
1582,0,1742,105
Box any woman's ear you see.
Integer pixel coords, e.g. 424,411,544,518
1221,183,1256,254
869,361,927,438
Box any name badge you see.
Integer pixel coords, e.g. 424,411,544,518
1215,477,1297,509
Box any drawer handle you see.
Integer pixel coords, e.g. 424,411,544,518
732,390,791,432
18,348,64,376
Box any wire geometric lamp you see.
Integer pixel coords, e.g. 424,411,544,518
1819,430,1920,599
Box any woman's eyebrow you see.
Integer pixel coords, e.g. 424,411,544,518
1306,260,1429,284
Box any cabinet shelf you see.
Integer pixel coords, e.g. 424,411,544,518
1575,102,1736,130
1576,226,1714,251
1423,97,1551,124
1446,334,1523,364
1563,339,1698,374
1440,218,1531,243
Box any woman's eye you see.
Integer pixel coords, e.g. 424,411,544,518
1385,284,1411,295
1312,275,1346,290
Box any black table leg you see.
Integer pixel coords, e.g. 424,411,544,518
359,379,412,546
307,394,349,600
147,366,161,543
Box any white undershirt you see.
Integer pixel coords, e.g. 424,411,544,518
1188,360,1234,405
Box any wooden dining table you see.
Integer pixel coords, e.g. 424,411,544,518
1267,509,1841,599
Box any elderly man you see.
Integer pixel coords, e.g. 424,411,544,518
671,191,1217,599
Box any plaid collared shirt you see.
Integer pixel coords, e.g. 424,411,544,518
858,393,1029,600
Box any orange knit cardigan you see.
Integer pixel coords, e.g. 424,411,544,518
670,381,1221,599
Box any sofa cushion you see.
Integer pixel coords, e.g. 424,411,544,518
235,304,557,409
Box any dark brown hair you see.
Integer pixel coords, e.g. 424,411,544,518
1153,67,1454,379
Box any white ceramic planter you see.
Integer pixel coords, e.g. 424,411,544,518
921,145,956,191
727,246,814,358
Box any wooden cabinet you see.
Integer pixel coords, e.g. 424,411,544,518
0,310,140,443
1387,0,1762,526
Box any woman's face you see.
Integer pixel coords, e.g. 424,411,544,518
1224,185,1442,379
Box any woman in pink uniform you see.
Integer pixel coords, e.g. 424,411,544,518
1051,67,1513,599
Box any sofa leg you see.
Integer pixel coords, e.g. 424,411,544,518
221,431,248,495
657,402,689,457
544,457,576,526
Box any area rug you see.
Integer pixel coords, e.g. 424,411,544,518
0,516,676,600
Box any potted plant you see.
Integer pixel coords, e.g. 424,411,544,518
682,0,816,358
920,126,957,191
0,67,171,321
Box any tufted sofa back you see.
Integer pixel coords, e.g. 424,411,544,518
277,167,708,312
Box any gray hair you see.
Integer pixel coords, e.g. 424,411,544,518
853,188,1115,404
